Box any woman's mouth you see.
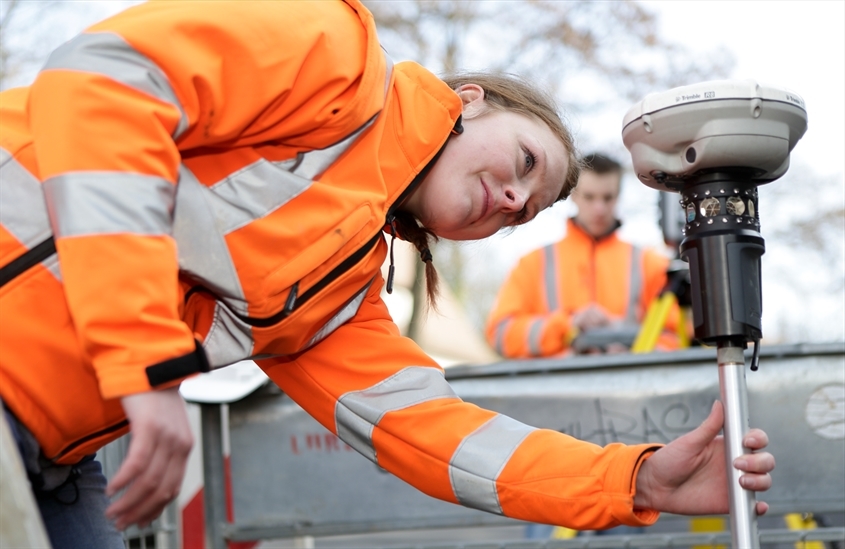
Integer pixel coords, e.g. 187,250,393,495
478,180,491,223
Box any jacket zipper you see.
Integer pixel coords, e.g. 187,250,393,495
233,231,384,328
0,237,57,288
52,418,130,462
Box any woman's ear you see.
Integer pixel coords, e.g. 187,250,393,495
456,84,487,120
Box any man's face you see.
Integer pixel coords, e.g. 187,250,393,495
571,169,621,237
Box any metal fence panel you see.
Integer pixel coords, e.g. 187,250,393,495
226,344,845,541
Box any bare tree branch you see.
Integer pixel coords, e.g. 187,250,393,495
366,0,733,102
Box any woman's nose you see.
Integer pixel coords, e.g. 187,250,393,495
502,185,527,212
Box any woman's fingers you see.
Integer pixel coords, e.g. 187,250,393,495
738,471,772,491
755,501,770,516
106,422,185,528
106,388,193,531
126,468,183,530
734,451,776,474
106,435,166,529
679,400,724,454
135,445,189,528
105,428,154,499
743,428,769,450
734,447,775,493
107,423,191,529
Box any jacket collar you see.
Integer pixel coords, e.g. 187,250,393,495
378,61,463,210
567,217,622,243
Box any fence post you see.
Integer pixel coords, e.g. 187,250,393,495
201,403,228,549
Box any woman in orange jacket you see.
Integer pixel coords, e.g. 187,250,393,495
0,1,774,546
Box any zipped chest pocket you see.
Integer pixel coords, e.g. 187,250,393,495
184,233,384,366
255,203,376,315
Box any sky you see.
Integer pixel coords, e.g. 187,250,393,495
643,0,844,178
3,0,843,343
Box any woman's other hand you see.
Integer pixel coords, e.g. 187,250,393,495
633,400,774,516
105,387,194,530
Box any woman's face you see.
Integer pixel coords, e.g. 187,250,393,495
402,85,569,241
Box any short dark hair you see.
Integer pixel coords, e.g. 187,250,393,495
580,152,622,175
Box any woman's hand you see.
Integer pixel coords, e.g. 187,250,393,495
633,400,774,516
105,387,194,530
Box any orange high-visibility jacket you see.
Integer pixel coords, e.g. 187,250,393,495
0,1,659,530
487,219,679,358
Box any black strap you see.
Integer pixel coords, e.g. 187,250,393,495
0,237,56,288
145,339,211,387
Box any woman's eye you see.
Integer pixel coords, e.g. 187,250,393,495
524,149,537,172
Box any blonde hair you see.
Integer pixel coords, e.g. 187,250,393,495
396,71,580,308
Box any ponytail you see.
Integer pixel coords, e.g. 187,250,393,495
391,210,440,310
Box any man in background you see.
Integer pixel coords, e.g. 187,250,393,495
486,152,681,358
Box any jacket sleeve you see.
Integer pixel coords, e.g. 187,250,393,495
258,278,660,530
485,251,573,358
27,0,385,398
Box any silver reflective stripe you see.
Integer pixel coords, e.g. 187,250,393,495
542,244,559,312
42,32,188,139
0,149,60,282
449,414,535,514
0,149,52,249
172,166,247,312
272,158,300,172
335,367,458,462
527,319,543,356
173,119,381,307
291,116,377,181
43,173,175,238
209,159,313,234
272,49,387,182
626,246,642,323
305,282,372,349
203,301,255,369
382,50,394,96
493,319,511,356
42,254,62,282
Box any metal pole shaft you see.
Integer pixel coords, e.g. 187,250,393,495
717,344,759,549
201,403,228,549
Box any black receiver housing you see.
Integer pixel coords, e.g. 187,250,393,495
677,173,764,345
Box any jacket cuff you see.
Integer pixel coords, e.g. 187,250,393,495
605,443,664,527
145,339,210,387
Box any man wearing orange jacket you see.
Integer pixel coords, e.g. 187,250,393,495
487,153,682,358
0,3,773,547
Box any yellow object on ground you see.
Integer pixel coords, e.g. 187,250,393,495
550,526,578,539
690,516,727,549
784,513,824,549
